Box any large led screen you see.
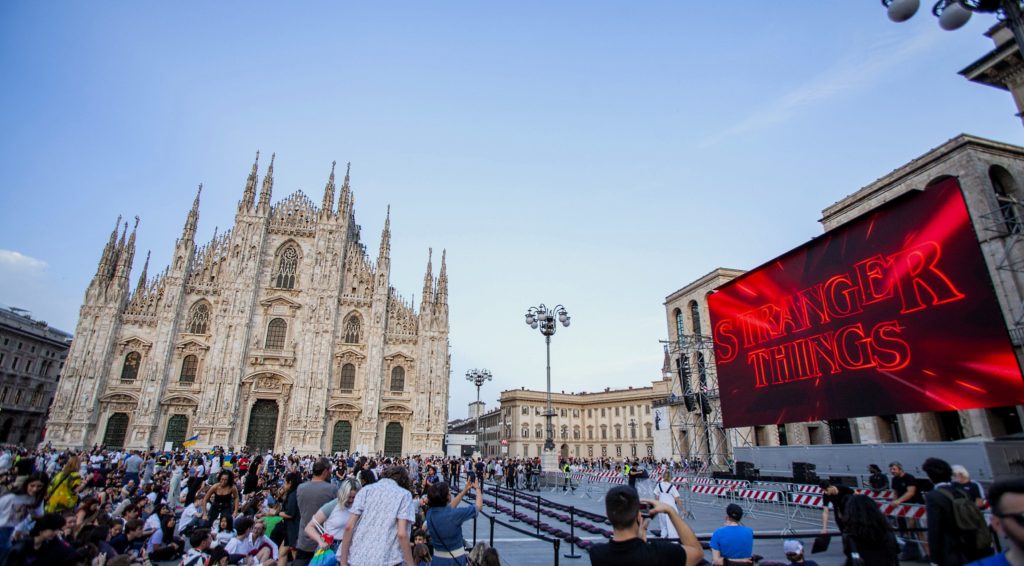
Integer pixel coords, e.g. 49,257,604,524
708,178,1024,428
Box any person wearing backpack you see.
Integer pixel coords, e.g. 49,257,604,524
922,457,995,565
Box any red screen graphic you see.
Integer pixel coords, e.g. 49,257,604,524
708,179,1024,428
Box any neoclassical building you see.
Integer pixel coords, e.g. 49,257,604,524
46,154,451,456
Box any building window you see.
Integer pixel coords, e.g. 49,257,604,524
521,426,529,439
535,425,543,439
588,409,592,418
121,352,141,382
186,302,210,334
573,409,579,418
11,358,18,371
616,445,622,457
273,245,299,289
601,408,606,417
340,363,355,391
600,425,607,440
615,407,620,417
587,426,593,440
645,405,650,415
0,388,6,403
601,445,607,457
521,406,529,415
630,425,637,439
390,366,405,392
13,390,21,404
630,405,635,416
689,300,702,335
560,408,566,417
573,426,581,440
343,315,361,344
615,425,622,439
179,355,198,383
645,423,652,438
560,425,568,439
647,445,654,456
24,361,32,373
265,318,287,350
675,308,685,342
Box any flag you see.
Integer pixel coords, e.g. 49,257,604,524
223,454,234,469
182,434,200,448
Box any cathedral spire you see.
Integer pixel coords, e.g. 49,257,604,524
241,150,259,211
183,184,201,242
436,248,448,305
97,214,122,278
322,161,336,215
338,161,351,213
134,250,151,296
421,248,434,307
116,216,139,280
258,152,275,211
377,205,391,263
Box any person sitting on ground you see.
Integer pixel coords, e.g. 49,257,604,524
423,479,483,565
182,528,213,566
588,485,703,566
782,539,819,566
710,503,754,565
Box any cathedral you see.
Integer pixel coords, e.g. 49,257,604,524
45,154,451,456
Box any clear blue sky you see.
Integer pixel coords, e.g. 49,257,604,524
1,2,1020,419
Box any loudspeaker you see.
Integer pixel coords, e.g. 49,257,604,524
683,394,696,412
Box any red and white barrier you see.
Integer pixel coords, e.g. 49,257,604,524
794,484,824,494
877,502,927,520
691,484,732,497
857,489,894,500
734,489,781,502
790,493,824,507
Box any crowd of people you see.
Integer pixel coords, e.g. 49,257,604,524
0,446,1017,566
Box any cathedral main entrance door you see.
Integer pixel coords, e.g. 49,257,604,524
245,400,279,453
102,413,129,449
383,422,403,457
331,421,352,454
164,415,189,449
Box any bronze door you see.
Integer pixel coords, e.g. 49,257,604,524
245,400,279,453
102,413,129,448
331,420,352,454
383,422,403,457
164,415,189,449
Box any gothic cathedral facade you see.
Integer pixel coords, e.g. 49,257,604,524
45,154,451,456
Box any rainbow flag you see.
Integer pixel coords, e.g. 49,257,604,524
182,434,200,448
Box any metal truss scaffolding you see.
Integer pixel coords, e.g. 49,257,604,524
979,198,1024,337
656,335,747,470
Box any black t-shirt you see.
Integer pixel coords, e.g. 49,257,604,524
824,485,855,524
588,537,686,566
892,473,924,504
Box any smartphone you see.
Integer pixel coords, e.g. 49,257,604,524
640,502,653,519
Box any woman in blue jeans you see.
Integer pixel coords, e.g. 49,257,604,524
424,479,483,566
0,472,48,559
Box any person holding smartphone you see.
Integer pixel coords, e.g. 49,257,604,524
588,485,703,566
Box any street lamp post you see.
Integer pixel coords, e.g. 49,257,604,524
524,304,570,470
882,0,1024,57
629,418,638,457
465,369,492,456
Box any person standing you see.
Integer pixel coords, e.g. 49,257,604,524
952,465,986,509
293,458,337,566
653,471,683,539
922,457,993,565
339,465,417,566
821,480,856,534
842,495,900,565
891,461,925,560
423,479,483,565
868,464,889,490
971,478,1024,566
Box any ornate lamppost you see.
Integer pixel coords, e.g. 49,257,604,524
466,369,492,456
524,304,570,468
882,0,1024,55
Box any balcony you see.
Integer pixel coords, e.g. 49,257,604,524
249,347,296,367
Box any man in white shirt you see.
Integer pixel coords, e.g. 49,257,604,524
224,516,275,565
177,500,205,537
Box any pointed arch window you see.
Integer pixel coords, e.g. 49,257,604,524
121,352,141,382
689,300,702,336
340,363,356,391
343,315,361,344
390,366,405,392
186,302,210,334
265,318,287,350
674,308,685,343
273,245,299,289
179,355,198,384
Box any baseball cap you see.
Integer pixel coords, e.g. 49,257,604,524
783,540,803,554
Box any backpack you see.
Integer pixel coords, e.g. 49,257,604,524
936,487,992,555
